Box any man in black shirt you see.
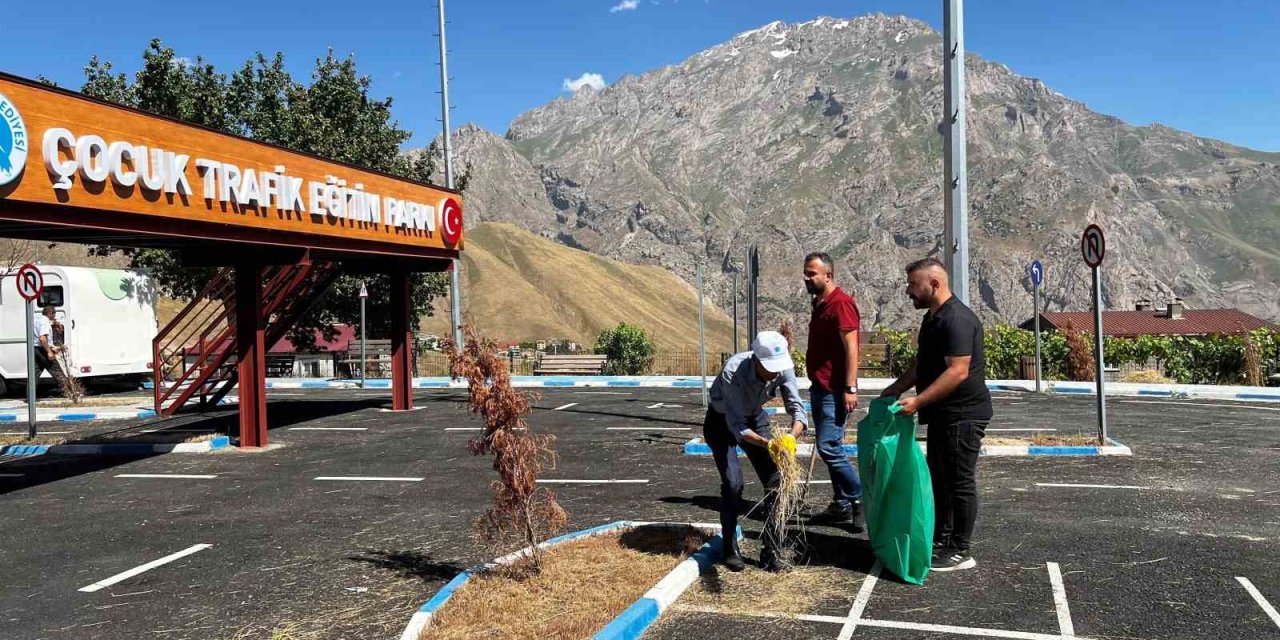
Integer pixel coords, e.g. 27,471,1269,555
880,258,992,572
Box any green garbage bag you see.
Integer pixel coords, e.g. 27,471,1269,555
856,396,934,585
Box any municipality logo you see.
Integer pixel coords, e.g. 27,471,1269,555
0,90,29,187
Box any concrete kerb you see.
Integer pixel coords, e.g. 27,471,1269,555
682,437,1132,458
0,435,231,457
148,377,1280,403
399,521,736,640
0,408,158,423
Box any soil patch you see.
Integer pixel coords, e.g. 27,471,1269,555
420,525,707,640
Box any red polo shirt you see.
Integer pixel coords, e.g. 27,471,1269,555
806,287,861,392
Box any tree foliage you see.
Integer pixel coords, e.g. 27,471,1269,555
593,323,655,375
79,40,472,347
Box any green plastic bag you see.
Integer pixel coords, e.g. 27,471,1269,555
856,397,934,585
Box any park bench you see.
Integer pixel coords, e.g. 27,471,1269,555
535,354,609,376
858,342,892,377
338,339,395,378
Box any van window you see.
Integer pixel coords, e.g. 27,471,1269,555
39,286,64,307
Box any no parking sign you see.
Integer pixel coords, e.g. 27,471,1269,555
16,263,43,302
16,262,44,437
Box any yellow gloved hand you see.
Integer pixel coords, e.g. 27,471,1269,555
769,434,797,461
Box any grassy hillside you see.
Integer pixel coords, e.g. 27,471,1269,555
423,223,737,352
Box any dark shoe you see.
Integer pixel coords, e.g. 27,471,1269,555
722,553,746,572
760,548,784,573
931,549,976,572
810,501,854,525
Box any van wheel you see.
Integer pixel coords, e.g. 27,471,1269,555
0,376,7,397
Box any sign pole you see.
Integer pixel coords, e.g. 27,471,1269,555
359,282,368,389
1081,224,1107,446
731,270,739,352
25,299,37,438
1033,282,1042,393
1091,266,1107,445
697,260,707,408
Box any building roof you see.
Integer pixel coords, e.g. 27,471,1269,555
1023,309,1279,338
269,325,356,354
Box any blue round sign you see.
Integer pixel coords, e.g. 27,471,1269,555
1029,260,1044,287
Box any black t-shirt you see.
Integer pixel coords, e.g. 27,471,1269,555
915,297,993,423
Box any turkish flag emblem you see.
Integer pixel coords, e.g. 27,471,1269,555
440,198,463,246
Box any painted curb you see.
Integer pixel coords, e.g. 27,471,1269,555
154,375,1280,404
682,437,1132,458
0,435,230,457
399,521,731,640
0,409,160,423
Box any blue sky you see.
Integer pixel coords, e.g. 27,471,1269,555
6,0,1279,151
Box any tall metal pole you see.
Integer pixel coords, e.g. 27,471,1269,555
1091,267,1107,444
437,0,463,351
1033,283,1042,393
746,245,759,341
359,282,368,389
943,0,970,305
731,270,739,352
25,300,37,438
697,260,707,408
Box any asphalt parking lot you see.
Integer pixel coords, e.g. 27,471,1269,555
1,387,1278,639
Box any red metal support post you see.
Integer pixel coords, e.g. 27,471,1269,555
390,267,414,411
235,264,268,447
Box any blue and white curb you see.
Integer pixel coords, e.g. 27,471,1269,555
154,376,1280,404
0,435,230,457
682,437,1132,458
399,521,729,640
0,409,158,423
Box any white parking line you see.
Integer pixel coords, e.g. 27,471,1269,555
139,429,215,434
314,476,424,482
287,427,369,431
115,474,218,479
445,427,481,431
1048,562,1077,639
1036,483,1149,490
988,428,1057,432
1120,400,1280,412
646,403,682,409
78,544,212,593
606,427,690,431
837,560,881,639
552,403,578,411
675,607,1089,640
0,473,25,478
572,391,630,395
536,479,649,484
1237,577,1280,629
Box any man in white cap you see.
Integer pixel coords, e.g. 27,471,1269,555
705,330,808,572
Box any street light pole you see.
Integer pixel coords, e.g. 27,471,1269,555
359,282,368,389
437,0,463,350
943,0,970,305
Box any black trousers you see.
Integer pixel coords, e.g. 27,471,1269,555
703,408,782,554
33,347,66,388
926,419,986,553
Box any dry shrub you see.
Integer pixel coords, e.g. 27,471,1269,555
1122,369,1172,384
444,326,567,573
1062,322,1095,382
1243,330,1264,387
778,320,794,348
55,349,86,404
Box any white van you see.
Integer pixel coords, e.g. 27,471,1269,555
0,266,157,395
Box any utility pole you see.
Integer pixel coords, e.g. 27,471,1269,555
731,269,739,352
359,282,368,389
942,0,970,305
437,0,463,350
697,260,707,408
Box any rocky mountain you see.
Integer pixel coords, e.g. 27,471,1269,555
449,14,1280,336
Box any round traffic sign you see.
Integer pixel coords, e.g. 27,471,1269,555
15,263,43,302
1081,224,1105,268
1029,260,1044,287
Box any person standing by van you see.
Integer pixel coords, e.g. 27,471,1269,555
32,305,66,391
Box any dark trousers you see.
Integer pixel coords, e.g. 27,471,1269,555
926,419,986,553
704,408,781,554
33,348,65,388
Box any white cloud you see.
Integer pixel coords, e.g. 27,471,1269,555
609,0,638,12
563,72,606,92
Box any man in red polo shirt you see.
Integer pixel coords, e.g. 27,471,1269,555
803,252,864,526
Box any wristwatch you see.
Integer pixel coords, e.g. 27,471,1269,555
845,385,858,394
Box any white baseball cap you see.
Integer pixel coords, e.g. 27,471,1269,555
752,331,795,373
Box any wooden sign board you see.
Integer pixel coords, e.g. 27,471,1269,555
0,73,463,256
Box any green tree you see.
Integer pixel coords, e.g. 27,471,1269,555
594,323,655,375
79,40,471,348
